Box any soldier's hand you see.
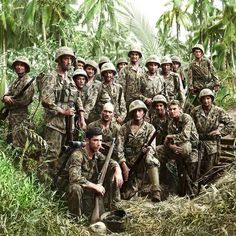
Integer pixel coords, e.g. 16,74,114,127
209,130,221,136
94,184,106,196
141,144,151,154
121,162,130,182
3,96,14,105
116,116,123,125
112,166,123,188
164,135,173,144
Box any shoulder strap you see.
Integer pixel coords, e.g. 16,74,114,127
14,76,36,99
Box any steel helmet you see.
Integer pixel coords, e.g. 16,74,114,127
152,95,168,106
171,56,181,66
161,56,172,66
89,222,107,234
129,100,148,114
116,57,128,66
128,45,142,58
84,59,98,74
199,88,214,101
55,46,75,62
98,56,110,69
192,44,204,54
76,56,86,65
145,55,161,67
12,56,30,73
72,69,88,81
101,62,117,75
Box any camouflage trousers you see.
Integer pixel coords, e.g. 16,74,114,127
200,153,218,176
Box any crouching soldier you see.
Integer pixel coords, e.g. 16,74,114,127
156,100,199,196
117,100,161,202
67,127,123,218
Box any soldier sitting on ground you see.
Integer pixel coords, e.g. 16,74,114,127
67,127,123,218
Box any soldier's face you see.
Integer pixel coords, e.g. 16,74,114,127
74,76,86,89
85,66,95,78
169,105,180,118
117,63,127,71
193,49,203,59
103,71,114,83
88,135,102,152
101,109,114,122
154,102,165,115
147,62,158,74
132,108,145,121
60,55,73,71
201,96,212,107
14,62,26,75
172,62,180,72
130,52,140,63
161,63,171,74
77,62,85,69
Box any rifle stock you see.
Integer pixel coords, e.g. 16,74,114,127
120,130,157,195
91,138,116,224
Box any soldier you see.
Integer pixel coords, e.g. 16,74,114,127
117,100,161,202
187,44,220,95
116,57,128,74
41,46,86,179
191,89,235,175
137,55,167,109
119,45,144,109
171,56,186,89
160,56,184,106
67,127,123,218
96,56,111,82
85,62,127,125
156,100,199,196
149,95,169,145
1,56,34,148
76,56,86,70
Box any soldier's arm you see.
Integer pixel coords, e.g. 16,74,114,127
187,64,193,90
116,125,127,164
219,108,235,136
208,60,220,87
117,86,127,121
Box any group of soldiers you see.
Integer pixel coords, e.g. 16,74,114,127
1,43,235,221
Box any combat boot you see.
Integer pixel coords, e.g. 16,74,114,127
147,167,161,202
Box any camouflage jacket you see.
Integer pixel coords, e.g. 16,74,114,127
191,105,235,154
3,74,34,126
85,82,127,121
85,77,101,97
119,64,144,105
187,58,219,90
137,71,167,103
160,71,184,104
41,71,83,134
68,147,118,186
117,120,156,166
168,112,199,146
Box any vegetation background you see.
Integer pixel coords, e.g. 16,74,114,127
0,0,235,235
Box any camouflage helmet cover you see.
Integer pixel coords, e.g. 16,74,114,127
101,62,117,75
84,59,98,74
129,100,148,114
161,56,172,66
192,44,204,54
12,56,30,73
55,46,75,62
128,45,142,58
171,56,181,66
145,55,161,67
199,88,214,100
98,56,110,67
73,69,88,81
152,95,168,106
116,57,128,66
76,56,86,65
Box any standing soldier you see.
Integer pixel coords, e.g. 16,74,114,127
191,89,235,175
75,56,86,70
85,62,127,125
96,56,111,82
117,100,161,202
41,46,86,179
67,127,123,218
171,56,186,89
160,56,184,106
187,44,219,96
137,55,167,109
1,56,34,148
119,45,144,110
116,57,128,85
156,100,199,196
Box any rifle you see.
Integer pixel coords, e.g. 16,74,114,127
120,130,157,196
91,138,116,224
0,76,36,120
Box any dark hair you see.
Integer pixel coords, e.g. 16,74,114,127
86,127,103,139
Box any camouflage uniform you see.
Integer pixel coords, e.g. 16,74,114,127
191,104,235,174
85,82,127,122
67,148,118,217
41,70,84,175
119,64,144,109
